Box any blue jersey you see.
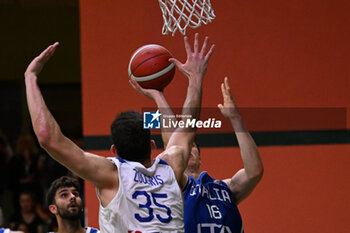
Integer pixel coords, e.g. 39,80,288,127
183,172,244,233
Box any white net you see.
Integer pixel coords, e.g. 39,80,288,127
158,0,216,36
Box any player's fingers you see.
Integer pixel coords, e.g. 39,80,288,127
224,77,231,95
223,84,233,103
39,45,52,59
204,44,215,62
129,79,141,91
224,77,235,101
129,79,137,89
133,79,143,90
184,36,192,55
194,33,199,53
200,36,209,56
47,42,59,53
130,79,147,96
45,49,55,61
31,56,42,64
169,58,182,69
224,77,231,91
48,42,59,56
220,82,227,98
217,104,223,110
40,43,59,62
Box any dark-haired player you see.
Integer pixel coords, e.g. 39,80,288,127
131,76,264,233
24,33,214,232
47,176,99,233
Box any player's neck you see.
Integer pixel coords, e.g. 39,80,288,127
142,159,152,168
57,219,85,233
185,168,200,179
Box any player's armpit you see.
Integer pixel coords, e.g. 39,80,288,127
223,168,263,204
158,145,189,189
41,134,118,191
79,152,118,190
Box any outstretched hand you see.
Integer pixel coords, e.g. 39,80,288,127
129,78,163,101
25,42,59,77
218,77,240,119
169,33,215,80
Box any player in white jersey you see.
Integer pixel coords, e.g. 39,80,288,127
97,157,183,232
131,74,264,233
24,33,214,232
47,176,100,233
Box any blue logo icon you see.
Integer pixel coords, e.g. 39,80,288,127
143,110,161,129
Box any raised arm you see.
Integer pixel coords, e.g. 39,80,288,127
219,77,264,204
159,34,215,188
24,43,117,193
129,80,175,147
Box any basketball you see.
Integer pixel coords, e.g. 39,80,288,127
128,44,175,90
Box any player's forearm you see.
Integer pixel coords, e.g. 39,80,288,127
26,76,114,187
25,78,102,181
26,76,79,164
172,77,203,168
25,74,62,147
154,93,175,147
182,77,203,121
230,116,264,179
167,77,202,146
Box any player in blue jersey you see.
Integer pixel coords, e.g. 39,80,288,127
24,34,214,232
131,75,264,233
46,176,100,233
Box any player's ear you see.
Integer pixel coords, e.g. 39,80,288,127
110,144,117,155
150,140,157,150
49,204,57,214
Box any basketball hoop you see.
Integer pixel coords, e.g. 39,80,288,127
158,0,216,36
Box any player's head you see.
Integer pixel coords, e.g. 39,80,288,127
110,111,153,163
47,176,83,220
187,140,201,172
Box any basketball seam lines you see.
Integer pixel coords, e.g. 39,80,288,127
130,63,175,82
131,53,170,75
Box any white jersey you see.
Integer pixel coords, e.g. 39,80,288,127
97,157,184,233
48,226,99,233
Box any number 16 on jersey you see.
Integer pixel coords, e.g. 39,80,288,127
206,204,222,219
